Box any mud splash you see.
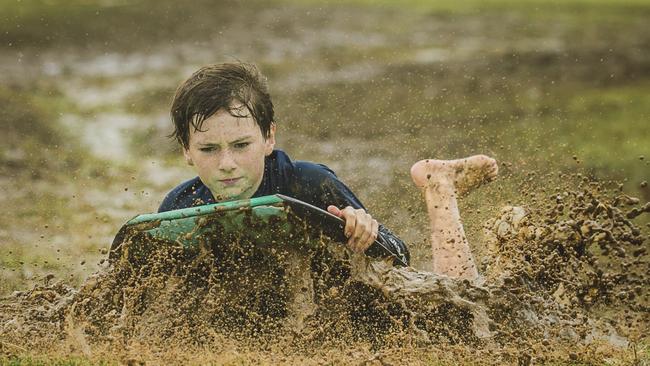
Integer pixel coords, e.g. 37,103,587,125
1,178,648,365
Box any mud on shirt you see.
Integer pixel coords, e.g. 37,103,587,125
159,149,410,265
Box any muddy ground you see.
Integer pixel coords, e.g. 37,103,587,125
1,0,649,364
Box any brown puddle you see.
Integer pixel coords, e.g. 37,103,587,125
1,178,648,365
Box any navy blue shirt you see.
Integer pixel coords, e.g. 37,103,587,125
159,149,409,264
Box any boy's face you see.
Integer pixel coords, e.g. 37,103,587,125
183,104,275,202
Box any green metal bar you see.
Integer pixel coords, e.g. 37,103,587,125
127,194,285,225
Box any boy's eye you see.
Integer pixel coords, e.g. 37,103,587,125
199,147,217,152
234,142,250,149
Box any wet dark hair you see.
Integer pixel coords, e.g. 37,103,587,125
170,62,275,148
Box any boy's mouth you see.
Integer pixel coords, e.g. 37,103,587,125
219,177,242,186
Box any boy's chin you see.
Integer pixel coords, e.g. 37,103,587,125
211,186,252,202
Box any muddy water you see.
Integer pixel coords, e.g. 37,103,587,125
1,178,647,365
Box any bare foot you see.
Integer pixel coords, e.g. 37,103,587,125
410,155,498,196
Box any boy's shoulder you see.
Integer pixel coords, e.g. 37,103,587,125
271,149,338,182
292,160,338,182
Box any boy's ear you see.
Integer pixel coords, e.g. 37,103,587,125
264,123,277,156
183,148,194,166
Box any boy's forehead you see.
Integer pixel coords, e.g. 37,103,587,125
189,111,260,142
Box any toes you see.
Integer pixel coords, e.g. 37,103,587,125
481,159,498,184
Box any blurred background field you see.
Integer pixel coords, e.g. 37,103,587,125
1,0,648,302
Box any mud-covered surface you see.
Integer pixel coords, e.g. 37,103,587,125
1,179,647,365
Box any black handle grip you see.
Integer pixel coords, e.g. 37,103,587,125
277,195,408,266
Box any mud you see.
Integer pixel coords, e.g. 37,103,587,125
1,177,647,365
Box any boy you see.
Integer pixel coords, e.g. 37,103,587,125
159,62,410,265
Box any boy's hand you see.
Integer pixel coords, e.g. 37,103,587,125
326,205,378,253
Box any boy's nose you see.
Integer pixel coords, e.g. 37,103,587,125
218,152,237,172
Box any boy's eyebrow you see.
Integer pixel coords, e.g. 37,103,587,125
197,142,221,147
228,136,254,144
197,136,253,146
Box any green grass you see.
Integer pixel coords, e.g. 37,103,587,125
0,86,118,295
292,0,650,13
0,355,115,366
3,0,649,51
547,85,650,185
0,86,83,177
0,0,250,50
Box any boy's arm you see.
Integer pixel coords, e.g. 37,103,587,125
327,205,410,266
293,162,410,266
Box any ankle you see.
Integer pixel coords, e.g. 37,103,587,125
424,180,456,196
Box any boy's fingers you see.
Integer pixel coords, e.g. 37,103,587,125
365,219,379,251
356,215,373,251
327,205,355,241
350,210,370,252
360,217,378,252
327,205,342,217
348,217,366,252
335,207,378,253
340,207,357,239
356,232,370,252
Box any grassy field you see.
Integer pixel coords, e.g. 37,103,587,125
0,0,648,364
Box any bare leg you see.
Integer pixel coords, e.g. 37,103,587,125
410,155,498,282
